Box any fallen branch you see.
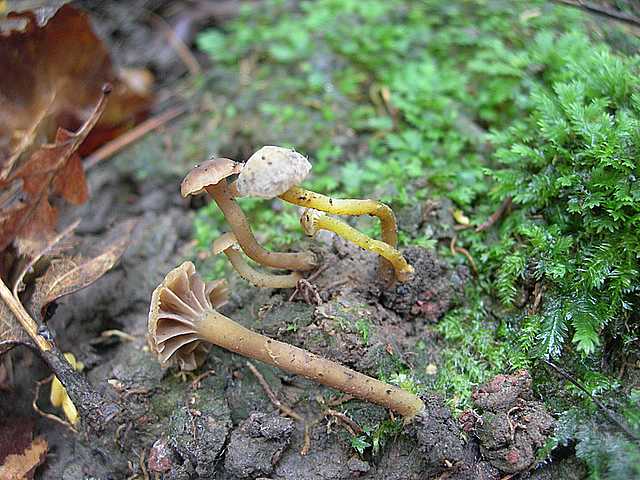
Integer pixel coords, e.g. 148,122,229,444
553,0,640,28
449,236,478,277
84,106,186,169
543,359,640,441
246,361,311,455
476,196,512,232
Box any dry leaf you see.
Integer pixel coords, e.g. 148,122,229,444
0,296,29,355
32,219,136,318
0,436,47,480
0,5,152,255
0,93,106,255
0,5,152,175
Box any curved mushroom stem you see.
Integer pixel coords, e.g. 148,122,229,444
301,209,413,282
216,239,302,289
206,181,318,272
280,186,398,247
197,309,425,420
279,186,397,281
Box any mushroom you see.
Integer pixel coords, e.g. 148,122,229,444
148,262,425,419
181,158,317,272
213,232,302,289
301,209,414,282
233,146,400,277
148,263,229,371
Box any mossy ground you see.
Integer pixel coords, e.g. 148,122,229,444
43,0,640,478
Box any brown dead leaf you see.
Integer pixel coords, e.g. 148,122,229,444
0,436,47,480
0,5,152,176
0,5,152,255
0,297,29,355
0,90,108,255
32,219,136,319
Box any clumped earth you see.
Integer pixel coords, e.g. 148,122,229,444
2,161,567,479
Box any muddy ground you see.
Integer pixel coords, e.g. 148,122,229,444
1,161,583,479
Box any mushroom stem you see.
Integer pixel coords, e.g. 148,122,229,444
214,233,302,289
279,186,398,280
280,186,398,248
197,309,425,420
206,181,318,272
301,209,414,282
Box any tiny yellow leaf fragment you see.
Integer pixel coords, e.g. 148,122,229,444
49,352,84,425
453,209,470,226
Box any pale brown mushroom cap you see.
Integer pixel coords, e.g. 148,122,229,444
180,157,242,197
212,232,239,255
236,146,312,198
148,262,229,371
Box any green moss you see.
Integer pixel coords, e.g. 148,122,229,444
189,0,640,475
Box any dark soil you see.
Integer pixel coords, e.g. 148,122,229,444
0,3,576,480
0,160,569,479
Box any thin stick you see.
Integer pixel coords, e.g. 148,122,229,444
191,369,216,389
246,361,303,422
33,375,77,433
449,236,478,276
543,359,640,441
246,361,311,455
100,329,137,342
553,0,640,28
84,106,186,169
149,14,202,76
0,278,51,351
476,196,512,232
324,408,363,436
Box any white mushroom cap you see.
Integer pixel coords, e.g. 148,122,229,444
181,158,242,197
235,146,311,199
148,262,229,371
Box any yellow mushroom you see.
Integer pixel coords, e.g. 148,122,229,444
300,209,414,282
50,352,84,425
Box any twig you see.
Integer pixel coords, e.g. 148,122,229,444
449,236,478,277
324,408,363,436
33,375,77,433
101,329,137,342
327,394,355,407
149,14,202,76
543,359,640,441
476,196,512,232
246,361,311,455
191,369,216,389
553,0,640,28
84,106,186,169
246,361,303,422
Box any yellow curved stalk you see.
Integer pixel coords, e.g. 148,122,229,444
301,210,413,282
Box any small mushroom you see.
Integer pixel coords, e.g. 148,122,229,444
181,158,317,272
233,146,400,278
213,232,302,289
301,209,414,282
148,262,229,370
148,262,425,419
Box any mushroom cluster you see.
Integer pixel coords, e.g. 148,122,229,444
181,146,413,286
148,262,425,420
